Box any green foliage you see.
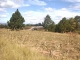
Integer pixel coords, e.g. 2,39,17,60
43,15,53,29
7,9,25,30
75,16,80,30
57,17,69,33
68,18,76,32
43,15,55,31
48,22,55,32
56,17,76,33
0,24,8,28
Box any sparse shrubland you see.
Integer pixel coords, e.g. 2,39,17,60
0,29,80,60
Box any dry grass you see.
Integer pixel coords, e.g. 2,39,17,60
0,29,80,60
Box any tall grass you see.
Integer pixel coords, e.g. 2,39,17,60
0,29,80,60
0,29,53,60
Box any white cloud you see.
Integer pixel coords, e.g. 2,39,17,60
63,0,80,2
0,15,7,18
13,0,24,4
0,0,29,8
23,7,80,24
0,0,46,8
55,8,78,17
23,11,46,24
62,0,80,10
1,0,18,8
0,12,9,18
45,7,54,12
69,4,80,10
45,7,80,23
27,0,46,6
0,8,7,12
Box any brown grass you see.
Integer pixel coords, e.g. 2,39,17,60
0,29,80,60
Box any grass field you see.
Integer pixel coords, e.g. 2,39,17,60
0,29,80,60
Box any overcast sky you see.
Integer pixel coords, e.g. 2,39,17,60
0,0,80,24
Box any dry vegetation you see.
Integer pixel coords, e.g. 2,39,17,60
0,29,80,60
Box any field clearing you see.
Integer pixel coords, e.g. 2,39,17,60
0,29,80,60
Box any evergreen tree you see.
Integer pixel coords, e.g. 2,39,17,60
55,24,59,32
57,17,68,33
56,17,77,33
48,22,55,32
7,9,25,30
68,18,76,32
75,16,80,30
43,15,54,30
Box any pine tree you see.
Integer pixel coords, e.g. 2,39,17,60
48,22,55,32
7,9,25,30
43,15,54,30
75,16,80,30
68,18,76,32
57,17,67,33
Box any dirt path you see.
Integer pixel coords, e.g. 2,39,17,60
28,27,35,30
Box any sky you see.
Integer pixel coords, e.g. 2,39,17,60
1,0,80,24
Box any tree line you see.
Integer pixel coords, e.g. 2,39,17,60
1,9,80,33
43,15,80,33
